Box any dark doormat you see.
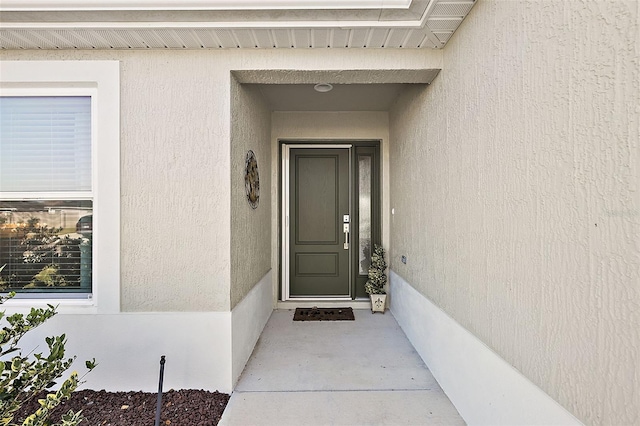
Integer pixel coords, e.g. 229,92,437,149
293,307,355,321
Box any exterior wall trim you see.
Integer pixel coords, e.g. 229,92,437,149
231,270,274,387
0,60,120,314
389,271,583,425
11,311,234,393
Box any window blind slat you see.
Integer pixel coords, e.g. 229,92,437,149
0,96,92,192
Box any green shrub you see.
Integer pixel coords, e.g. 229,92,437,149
0,292,96,426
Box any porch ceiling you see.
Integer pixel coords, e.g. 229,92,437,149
253,83,405,111
0,0,475,50
235,69,439,111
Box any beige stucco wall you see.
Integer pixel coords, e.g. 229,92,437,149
389,1,639,425
230,79,272,309
0,48,439,312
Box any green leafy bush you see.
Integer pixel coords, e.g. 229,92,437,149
0,292,96,426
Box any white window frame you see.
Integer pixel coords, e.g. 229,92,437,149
0,61,120,314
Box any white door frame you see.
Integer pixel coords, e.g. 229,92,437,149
281,143,352,301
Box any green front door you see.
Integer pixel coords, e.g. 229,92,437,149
284,142,380,299
289,148,351,297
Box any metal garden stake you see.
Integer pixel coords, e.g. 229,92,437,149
155,355,166,426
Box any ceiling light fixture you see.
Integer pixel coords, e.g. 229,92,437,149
313,83,333,93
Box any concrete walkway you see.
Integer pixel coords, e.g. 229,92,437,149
219,309,465,425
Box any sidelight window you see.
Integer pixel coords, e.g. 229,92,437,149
358,155,372,275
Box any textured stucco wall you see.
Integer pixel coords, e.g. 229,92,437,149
0,48,439,312
230,79,272,309
389,1,639,424
117,53,232,312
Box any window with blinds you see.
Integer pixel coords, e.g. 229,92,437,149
0,96,93,295
0,96,92,192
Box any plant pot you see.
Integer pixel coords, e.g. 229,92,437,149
370,294,387,313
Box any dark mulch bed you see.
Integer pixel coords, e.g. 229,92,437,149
13,389,230,426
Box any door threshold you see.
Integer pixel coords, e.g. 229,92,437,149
277,299,371,310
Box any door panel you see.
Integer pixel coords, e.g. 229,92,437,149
290,148,350,297
295,156,338,244
296,253,338,276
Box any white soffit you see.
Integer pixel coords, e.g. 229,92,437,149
0,0,414,11
0,0,476,50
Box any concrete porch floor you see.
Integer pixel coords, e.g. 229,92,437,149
219,309,465,425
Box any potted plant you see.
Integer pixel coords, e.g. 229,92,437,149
364,244,387,313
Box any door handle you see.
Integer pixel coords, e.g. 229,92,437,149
343,223,349,250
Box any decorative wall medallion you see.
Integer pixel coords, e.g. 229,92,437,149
244,150,260,209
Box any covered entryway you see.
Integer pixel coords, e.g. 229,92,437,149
282,142,381,300
231,69,440,305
